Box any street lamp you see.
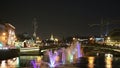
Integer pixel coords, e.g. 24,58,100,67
107,37,111,42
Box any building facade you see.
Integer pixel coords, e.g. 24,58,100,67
0,23,16,47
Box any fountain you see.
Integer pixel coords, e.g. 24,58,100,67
65,41,82,63
76,41,82,58
30,41,83,68
48,50,60,67
61,48,66,64
31,60,37,68
30,56,43,68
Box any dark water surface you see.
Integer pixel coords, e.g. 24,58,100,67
0,55,120,68
1,46,120,68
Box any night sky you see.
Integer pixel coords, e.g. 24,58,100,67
0,0,120,39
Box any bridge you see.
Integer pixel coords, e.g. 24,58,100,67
19,43,120,57
20,47,39,56
82,44,120,57
20,44,68,56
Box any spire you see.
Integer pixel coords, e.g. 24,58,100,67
50,34,54,40
33,18,37,42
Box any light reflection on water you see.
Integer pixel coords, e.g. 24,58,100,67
0,45,120,68
0,56,116,68
88,56,95,68
105,57,112,68
0,57,19,68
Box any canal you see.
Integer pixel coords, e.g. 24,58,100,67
0,45,120,68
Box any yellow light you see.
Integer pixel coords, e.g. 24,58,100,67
88,57,94,64
105,57,112,68
73,37,75,40
2,32,6,36
107,37,110,40
36,56,43,63
54,38,58,42
36,37,39,39
89,37,93,40
0,60,7,68
88,57,95,68
78,38,80,41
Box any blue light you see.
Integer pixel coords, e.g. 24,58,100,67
0,42,3,47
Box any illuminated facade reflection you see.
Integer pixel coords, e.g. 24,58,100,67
0,57,19,68
105,57,112,68
88,57,95,68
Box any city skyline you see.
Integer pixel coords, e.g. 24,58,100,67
0,0,120,39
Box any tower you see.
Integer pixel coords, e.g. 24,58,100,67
33,18,37,42
50,34,54,40
100,18,104,37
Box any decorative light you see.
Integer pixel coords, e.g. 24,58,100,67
89,37,93,40
2,32,6,36
73,37,75,40
107,37,110,40
54,38,58,42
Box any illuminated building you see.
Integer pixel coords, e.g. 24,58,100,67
105,29,120,46
0,23,16,46
50,34,54,41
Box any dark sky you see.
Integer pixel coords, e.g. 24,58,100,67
0,0,120,39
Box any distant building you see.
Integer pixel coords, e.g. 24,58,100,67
95,37,104,44
105,29,120,46
65,36,89,44
50,34,54,41
15,33,34,47
0,23,16,46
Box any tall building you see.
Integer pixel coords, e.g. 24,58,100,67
0,23,16,46
33,18,37,42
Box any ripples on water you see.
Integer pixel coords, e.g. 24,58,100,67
1,43,120,68
0,56,120,68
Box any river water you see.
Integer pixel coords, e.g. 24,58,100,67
0,55,120,68
0,43,120,68
0,49,120,68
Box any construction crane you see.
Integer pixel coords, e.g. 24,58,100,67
88,18,120,37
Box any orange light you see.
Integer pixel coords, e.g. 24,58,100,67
2,32,6,36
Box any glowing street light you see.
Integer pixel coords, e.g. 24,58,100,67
73,37,76,40
107,37,110,40
54,38,58,42
107,37,111,42
2,32,6,36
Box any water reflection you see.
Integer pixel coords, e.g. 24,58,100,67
0,57,19,68
30,56,45,68
0,53,120,68
1,41,120,68
88,57,95,68
105,57,112,68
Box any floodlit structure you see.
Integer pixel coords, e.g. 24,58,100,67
0,23,16,47
105,29,120,46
